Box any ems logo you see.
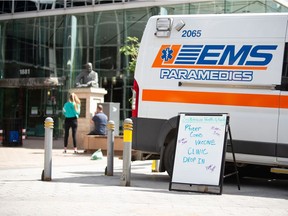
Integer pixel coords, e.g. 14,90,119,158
152,44,277,82
161,47,173,62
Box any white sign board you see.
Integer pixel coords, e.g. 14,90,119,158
171,113,229,187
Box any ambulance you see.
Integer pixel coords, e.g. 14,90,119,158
131,13,288,176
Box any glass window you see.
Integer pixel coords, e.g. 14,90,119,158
1,0,288,126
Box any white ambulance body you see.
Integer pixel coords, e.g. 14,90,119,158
131,13,288,176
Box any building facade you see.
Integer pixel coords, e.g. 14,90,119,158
0,0,287,137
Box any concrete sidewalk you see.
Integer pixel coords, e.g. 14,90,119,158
0,138,287,216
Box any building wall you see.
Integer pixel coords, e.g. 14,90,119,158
0,0,287,136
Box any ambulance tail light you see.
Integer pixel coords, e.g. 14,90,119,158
132,80,139,117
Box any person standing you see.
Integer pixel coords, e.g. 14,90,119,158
62,93,81,153
89,104,108,135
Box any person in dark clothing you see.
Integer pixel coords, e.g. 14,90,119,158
89,104,108,135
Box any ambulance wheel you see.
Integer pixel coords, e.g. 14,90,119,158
163,137,176,177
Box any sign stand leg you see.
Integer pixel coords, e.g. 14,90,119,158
224,124,241,190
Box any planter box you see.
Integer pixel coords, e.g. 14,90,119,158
83,135,124,153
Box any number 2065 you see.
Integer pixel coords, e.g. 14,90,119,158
182,30,202,38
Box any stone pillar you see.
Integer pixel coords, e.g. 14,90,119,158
69,87,107,150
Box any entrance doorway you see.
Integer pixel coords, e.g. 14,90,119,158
0,87,63,138
27,88,63,137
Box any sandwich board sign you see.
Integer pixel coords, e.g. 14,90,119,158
169,113,229,194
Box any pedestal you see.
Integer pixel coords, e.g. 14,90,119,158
69,87,107,150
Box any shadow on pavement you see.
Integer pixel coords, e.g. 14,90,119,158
51,169,288,199
21,137,64,149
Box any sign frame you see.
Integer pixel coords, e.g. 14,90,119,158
169,113,230,194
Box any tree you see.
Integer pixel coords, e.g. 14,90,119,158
120,36,139,74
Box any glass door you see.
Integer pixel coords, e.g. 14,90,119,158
26,88,63,137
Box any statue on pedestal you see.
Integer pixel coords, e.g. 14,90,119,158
75,62,99,88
